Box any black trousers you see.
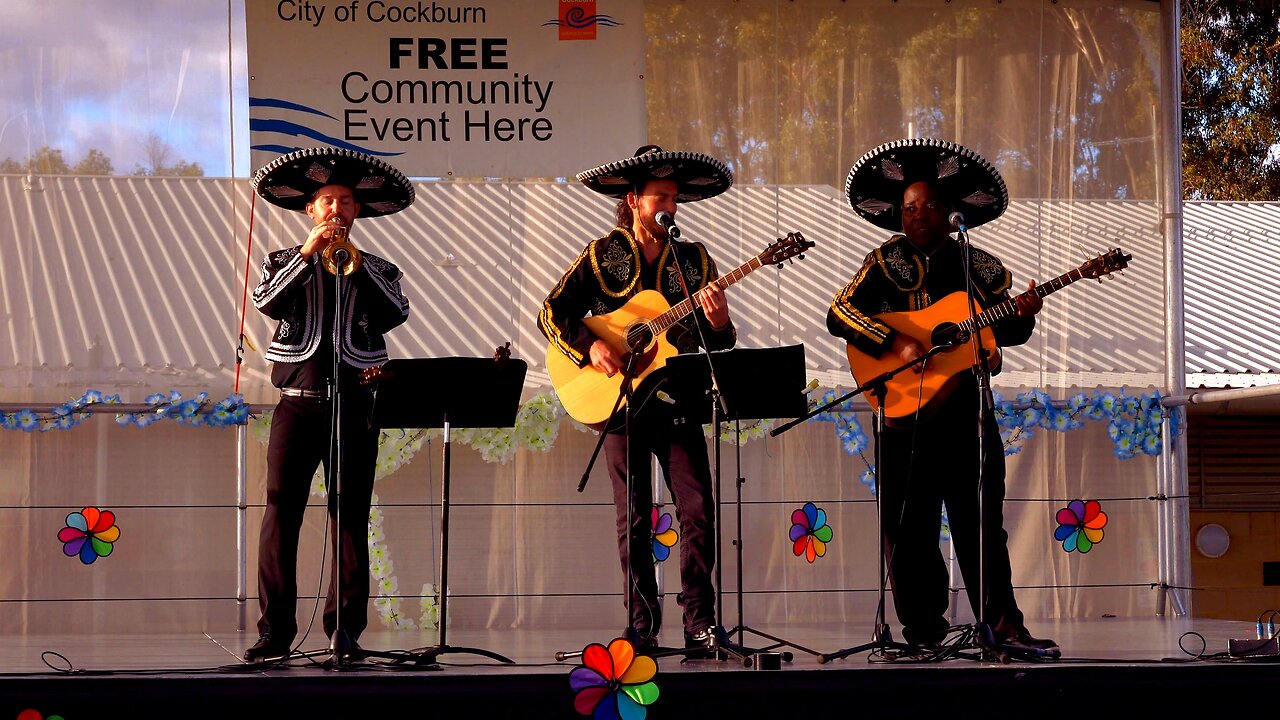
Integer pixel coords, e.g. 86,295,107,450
604,411,717,640
257,390,378,643
877,386,1025,645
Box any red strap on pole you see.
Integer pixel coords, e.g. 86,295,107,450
234,193,258,394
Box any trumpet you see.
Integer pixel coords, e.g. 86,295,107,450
320,221,362,276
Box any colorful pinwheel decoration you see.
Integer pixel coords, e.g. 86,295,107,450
789,502,833,563
17,709,64,720
58,506,121,564
569,637,659,719
1054,499,1108,553
651,506,678,564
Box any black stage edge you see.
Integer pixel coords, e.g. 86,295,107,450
5,662,1280,718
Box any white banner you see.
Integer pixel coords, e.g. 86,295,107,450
246,0,646,178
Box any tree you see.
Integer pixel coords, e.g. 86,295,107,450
1181,0,1280,200
0,146,71,175
644,4,1160,199
130,133,204,177
70,148,114,176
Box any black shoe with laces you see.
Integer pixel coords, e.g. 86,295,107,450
243,634,291,662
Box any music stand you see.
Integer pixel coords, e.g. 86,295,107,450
664,344,821,662
368,355,527,666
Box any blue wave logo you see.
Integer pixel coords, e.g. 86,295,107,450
542,9,622,29
248,97,402,157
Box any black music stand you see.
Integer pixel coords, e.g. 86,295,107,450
665,344,822,662
368,355,527,666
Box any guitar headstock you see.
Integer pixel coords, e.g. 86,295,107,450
1081,248,1132,280
494,342,512,365
761,231,814,266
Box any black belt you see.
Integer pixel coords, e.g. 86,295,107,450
281,387,329,399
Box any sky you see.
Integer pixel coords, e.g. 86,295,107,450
0,0,251,177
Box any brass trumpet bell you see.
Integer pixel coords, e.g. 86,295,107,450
320,224,362,275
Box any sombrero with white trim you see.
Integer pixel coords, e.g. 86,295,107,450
844,138,1008,232
250,147,415,218
575,144,733,202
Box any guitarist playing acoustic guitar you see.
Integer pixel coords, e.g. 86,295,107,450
537,145,741,658
827,138,1059,659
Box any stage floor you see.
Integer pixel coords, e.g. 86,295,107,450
3,618,1277,718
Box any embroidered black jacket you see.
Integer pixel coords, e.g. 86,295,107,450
827,234,1034,360
253,245,409,368
539,227,737,367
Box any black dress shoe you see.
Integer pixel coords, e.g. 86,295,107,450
243,634,291,662
999,630,1061,659
909,639,944,654
683,625,722,659
623,627,658,653
330,632,364,662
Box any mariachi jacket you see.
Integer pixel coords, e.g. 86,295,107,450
539,227,737,366
252,245,410,368
827,234,1034,361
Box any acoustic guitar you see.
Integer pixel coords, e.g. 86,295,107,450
547,232,814,426
845,248,1131,420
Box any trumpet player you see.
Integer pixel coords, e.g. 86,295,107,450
246,148,414,663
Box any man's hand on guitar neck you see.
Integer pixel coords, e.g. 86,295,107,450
1015,279,1043,317
694,284,730,330
590,339,624,377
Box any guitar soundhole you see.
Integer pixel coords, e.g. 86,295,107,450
932,322,965,349
625,323,654,354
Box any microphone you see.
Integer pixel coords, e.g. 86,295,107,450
654,210,681,238
948,211,968,233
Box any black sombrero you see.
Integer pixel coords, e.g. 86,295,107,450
575,145,732,203
844,138,1007,232
250,147,415,218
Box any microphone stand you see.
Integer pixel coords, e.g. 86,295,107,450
771,343,957,663
327,247,354,667
655,216,755,665
954,227,1003,660
554,352,647,661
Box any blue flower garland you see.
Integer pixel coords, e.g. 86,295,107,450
804,387,1170,496
4,386,1168,466
994,388,1168,460
0,389,250,431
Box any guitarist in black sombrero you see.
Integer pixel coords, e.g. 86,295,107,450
828,138,1059,658
538,145,737,655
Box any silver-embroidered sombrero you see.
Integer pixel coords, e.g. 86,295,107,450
575,145,733,202
844,138,1008,232
250,147,415,218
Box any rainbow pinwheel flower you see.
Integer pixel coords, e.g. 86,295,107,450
651,506,678,563
17,709,64,720
1054,499,1107,553
58,507,121,564
569,637,659,720
789,502,833,563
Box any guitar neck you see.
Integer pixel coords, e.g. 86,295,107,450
960,264,1089,334
648,254,765,334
